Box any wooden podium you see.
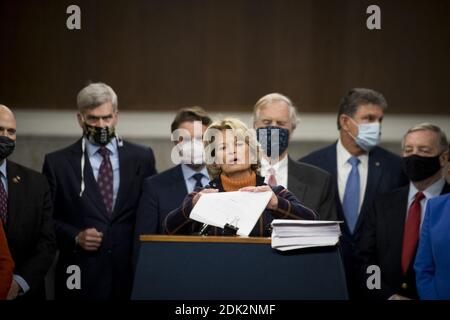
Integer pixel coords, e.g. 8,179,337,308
132,235,348,300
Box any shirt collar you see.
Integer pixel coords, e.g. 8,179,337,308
85,137,118,157
261,154,288,172
0,160,6,179
408,177,446,203
181,163,209,180
337,138,368,166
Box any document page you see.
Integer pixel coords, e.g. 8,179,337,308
189,191,272,236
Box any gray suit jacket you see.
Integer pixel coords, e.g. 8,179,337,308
287,157,337,221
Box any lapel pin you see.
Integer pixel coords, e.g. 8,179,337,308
375,162,380,167
13,175,21,183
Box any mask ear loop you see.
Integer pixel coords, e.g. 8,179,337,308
116,132,123,147
79,137,86,197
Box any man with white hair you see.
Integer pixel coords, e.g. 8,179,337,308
355,123,449,300
253,93,337,221
42,82,157,299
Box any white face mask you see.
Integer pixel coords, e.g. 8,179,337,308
348,118,381,152
179,139,205,165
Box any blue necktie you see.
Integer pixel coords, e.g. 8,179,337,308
192,173,204,190
343,156,360,234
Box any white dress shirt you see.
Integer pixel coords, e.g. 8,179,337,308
336,139,369,215
407,177,445,228
181,164,210,193
261,155,289,188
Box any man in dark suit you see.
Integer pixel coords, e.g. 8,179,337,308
133,107,211,266
135,107,211,235
355,123,449,300
42,83,156,299
300,88,408,296
252,93,337,221
0,104,56,300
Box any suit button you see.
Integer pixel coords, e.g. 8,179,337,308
107,249,112,254
401,283,408,289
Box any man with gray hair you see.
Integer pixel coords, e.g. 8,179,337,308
355,122,449,300
42,82,157,299
253,93,337,221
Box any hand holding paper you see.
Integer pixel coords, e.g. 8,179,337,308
189,190,273,236
239,185,278,210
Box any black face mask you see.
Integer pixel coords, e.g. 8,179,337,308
256,126,290,159
84,124,115,146
402,154,442,182
0,136,16,159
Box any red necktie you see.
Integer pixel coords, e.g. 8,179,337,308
98,147,113,216
401,191,425,274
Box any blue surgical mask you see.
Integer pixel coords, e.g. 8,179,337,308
348,119,381,152
256,126,290,159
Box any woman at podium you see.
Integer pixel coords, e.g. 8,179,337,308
164,118,317,236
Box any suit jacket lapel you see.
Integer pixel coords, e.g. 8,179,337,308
67,139,109,219
112,143,137,218
440,183,450,195
171,165,188,201
287,157,307,201
354,150,382,232
315,143,344,222
387,186,409,263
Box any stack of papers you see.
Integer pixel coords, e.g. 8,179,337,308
271,219,342,251
190,191,273,236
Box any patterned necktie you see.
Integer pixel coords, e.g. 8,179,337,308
343,156,360,234
98,147,113,216
0,178,7,225
192,173,204,190
401,191,425,274
266,167,277,187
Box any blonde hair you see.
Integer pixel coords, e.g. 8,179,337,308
252,93,299,130
203,118,261,180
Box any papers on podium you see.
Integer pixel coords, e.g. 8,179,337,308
189,191,272,236
271,219,342,251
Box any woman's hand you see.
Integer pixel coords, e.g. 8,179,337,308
192,188,219,206
239,185,278,210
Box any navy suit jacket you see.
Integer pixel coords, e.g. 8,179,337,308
42,138,156,299
300,142,408,294
415,193,450,300
355,182,450,299
133,164,188,268
5,161,57,299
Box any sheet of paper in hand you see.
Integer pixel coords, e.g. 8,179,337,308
189,191,273,236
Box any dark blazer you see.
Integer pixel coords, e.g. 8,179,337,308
300,142,408,296
133,164,188,268
5,161,57,299
164,175,317,236
355,182,450,299
287,157,337,221
0,221,14,299
42,139,156,299
135,164,187,235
